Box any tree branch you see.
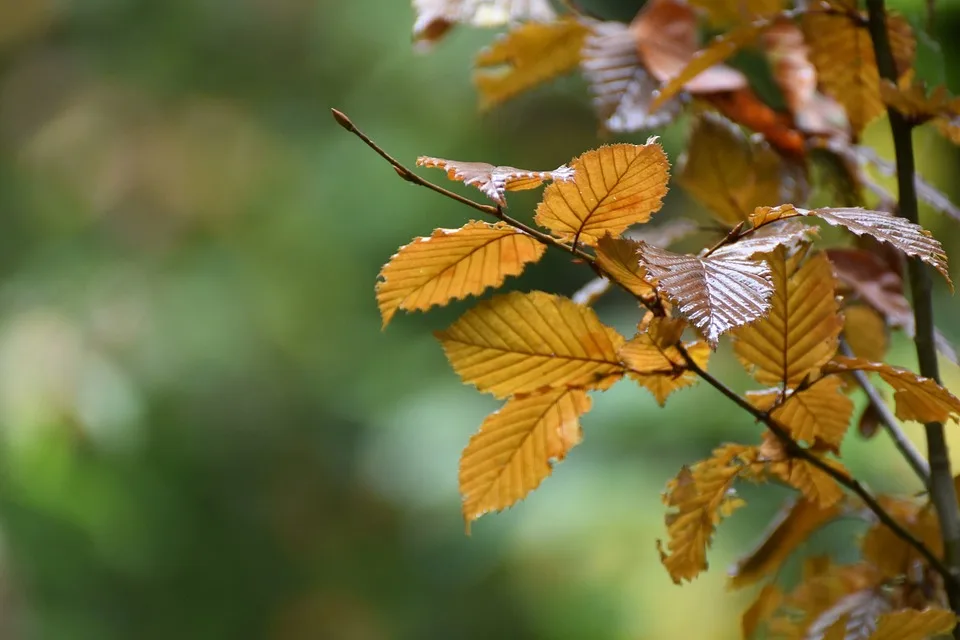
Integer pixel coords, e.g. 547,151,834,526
838,340,930,485
864,0,960,613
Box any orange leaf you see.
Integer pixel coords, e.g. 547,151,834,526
594,235,654,298
436,291,625,398
459,388,590,528
761,441,847,509
741,584,783,639
843,305,889,363
416,157,574,206
535,142,669,246
868,609,958,640
749,377,853,450
690,0,784,26
861,497,941,580
619,317,709,405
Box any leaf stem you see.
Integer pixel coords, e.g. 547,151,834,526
864,0,960,614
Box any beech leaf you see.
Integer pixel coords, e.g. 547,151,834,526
459,387,590,529
868,609,958,640
436,291,625,398
377,221,547,327
619,317,709,405
760,438,847,509
416,156,574,206
594,235,654,298
535,142,670,246
748,377,854,450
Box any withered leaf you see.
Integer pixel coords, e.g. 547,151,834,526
637,241,773,347
459,387,590,529
413,0,557,47
474,17,588,109
535,141,669,246
436,291,625,398
619,317,709,405
377,221,546,326
417,156,574,206
868,609,958,640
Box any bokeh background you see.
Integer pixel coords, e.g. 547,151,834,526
0,0,958,638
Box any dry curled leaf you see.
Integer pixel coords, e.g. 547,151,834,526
535,141,670,246
413,0,557,47
868,608,958,640
376,221,546,327
474,18,588,109
637,241,773,347
619,317,709,405
459,387,590,529
416,157,574,205
436,291,625,398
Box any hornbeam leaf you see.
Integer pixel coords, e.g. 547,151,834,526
868,609,958,640
436,291,625,398
580,19,683,132
474,18,588,109
823,356,960,424
758,436,846,509
733,249,842,386
376,221,546,327
748,377,854,450
416,156,574,206
459,388,590,528
535,142,669,246
595,235,654,298
637,241,773,347
619,317,709,405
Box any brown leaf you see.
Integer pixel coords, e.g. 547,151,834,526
619,317,709,405
843,305,889,363
868,609,958,640
436,291,625,398
690,0,784,26
623,218,699,248
459,388,590,528
413,0,557,48
474,18,588,109
861,497,941,580
763,446,847,509
741,584,783,639
637,241,774,347
535,141,670,246
376,221,546,327
594,235,654,298
416,157,574,205
857,402,882,439
827,247,911,329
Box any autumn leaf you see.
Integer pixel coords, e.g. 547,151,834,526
861,497,941,580
802,0,915,135
730,497,842,589
823,356,960,424
416,157,574,206
436,291,625,398
624,218,699,247
413,0,557,47
637,241,773,347
534,142,669,246
763,444,846,509
678,114,784,226
828,247,910,329
619,317,709,405
659,444,753,583
748,377,853,450
843,305,889,363
376,221,547,327
868,609,958,640
459,387,590,528
733,249,842,386
580,20,682,133
690,0,784,26
741,584,783,639
474,18,588,109
594,235,654,298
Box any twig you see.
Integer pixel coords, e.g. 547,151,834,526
839,340,930,485
865,0,960,615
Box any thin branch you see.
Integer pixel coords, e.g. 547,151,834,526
838,340,930,485
676,344,955,584
864,0,960,613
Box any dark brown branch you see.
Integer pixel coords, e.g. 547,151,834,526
864,0,960,614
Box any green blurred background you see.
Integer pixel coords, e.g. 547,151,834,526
0,0,958,638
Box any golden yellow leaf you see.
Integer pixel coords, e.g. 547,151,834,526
758,435,846,508
730,497,842,589
376,221,546,327
748,377,853,450
741,583,783,639
659,444,753,583
802,0,915,135
824,356,960,424
459,388,590,528
733,249,842,386
844,305,889,363
637,241,774,347
868,609,958,640
474,18,588,110
436,291,625,398
416,156,575,206
690,0,784,26
534,142,669,246
619,317,709,405
594,235,654,298
861,497,941,580
413,0,557,47
678,114,784,226
823,615,851,640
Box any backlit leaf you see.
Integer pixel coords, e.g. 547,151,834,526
802,0,915,135
637,241,773,347
416,157,574,205
619,317,709,405
413,0,557,47
436,291,625,398
679,114,784,226
824,356,960,424
459,388,590,528
377,221,546,327
733,250,842,386
760,437,846,509
749,377,854,450
581,20,682,133
861,497,941,580
843,305,889,363
742,584,783,639
730,497,842,589
868,609,958,640
594,235,654,298
659,444,754,583
535,142,669,246
474,18,588,109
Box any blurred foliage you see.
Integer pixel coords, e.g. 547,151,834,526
0,0,956,638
